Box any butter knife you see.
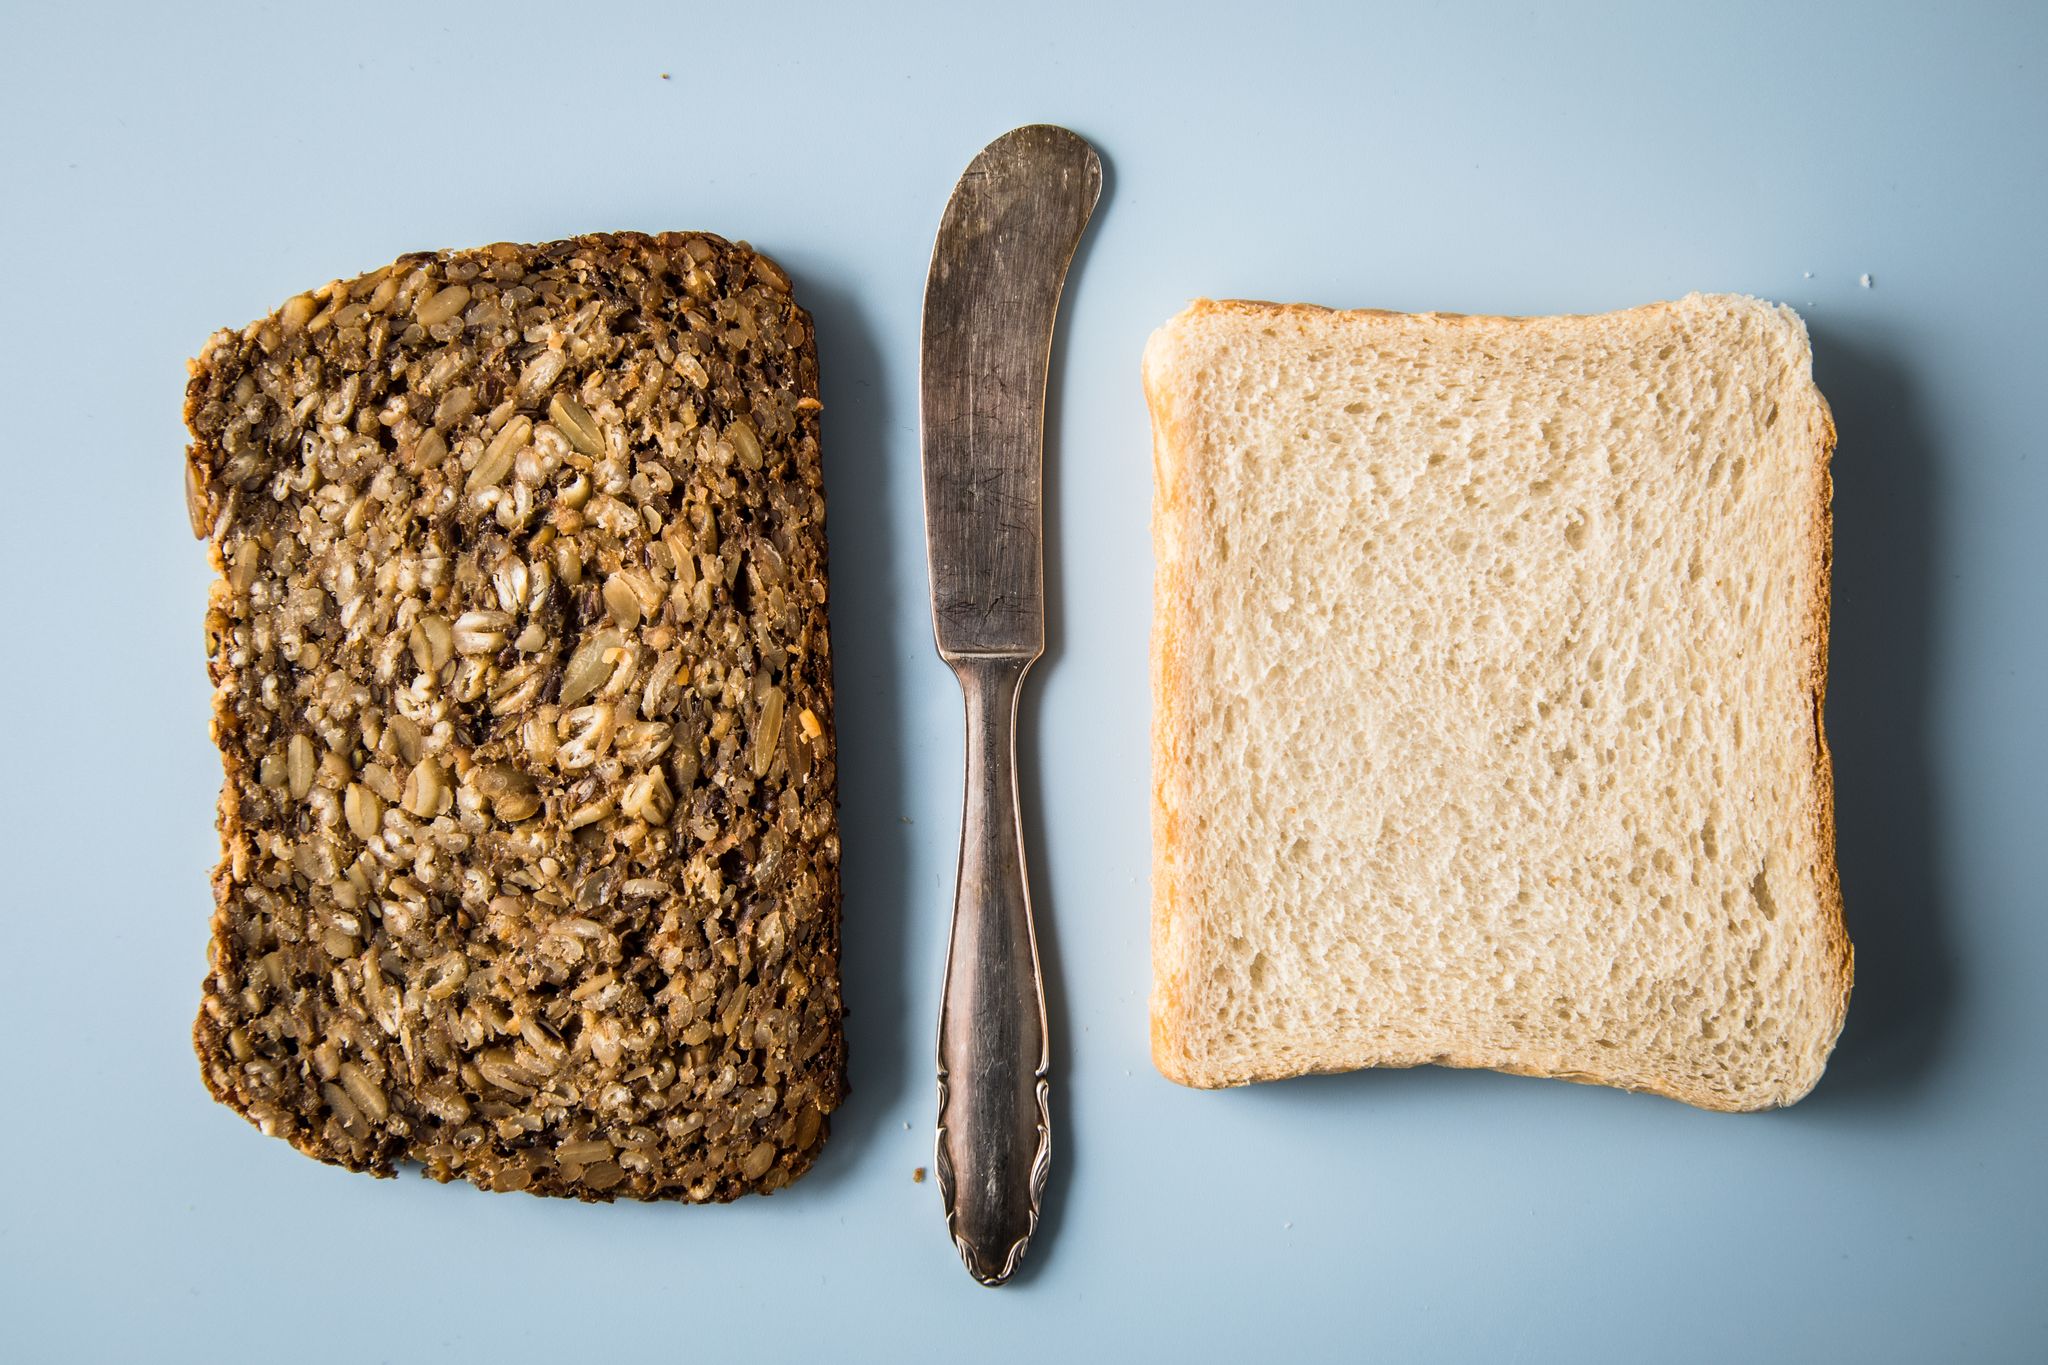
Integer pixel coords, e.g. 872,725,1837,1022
920,124,1101,1287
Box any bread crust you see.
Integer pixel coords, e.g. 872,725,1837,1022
1806,394,1856,1088
1145,296,1851,1112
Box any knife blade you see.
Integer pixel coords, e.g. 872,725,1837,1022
920,124,1100,1286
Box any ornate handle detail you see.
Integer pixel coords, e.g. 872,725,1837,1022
935,653,1050,1286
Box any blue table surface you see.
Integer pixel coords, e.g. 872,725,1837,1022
3,2,2042,1360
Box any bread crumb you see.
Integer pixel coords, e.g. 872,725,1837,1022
913,1167,927,1184
660,72,671,80
1860,273,1873,288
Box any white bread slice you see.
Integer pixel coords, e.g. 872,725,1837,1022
1145,294,1850,1111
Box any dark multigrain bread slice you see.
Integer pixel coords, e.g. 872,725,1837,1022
186,232,845,1200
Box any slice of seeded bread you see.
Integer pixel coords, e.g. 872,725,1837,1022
1144,294,1850,1111
187,232,845,1199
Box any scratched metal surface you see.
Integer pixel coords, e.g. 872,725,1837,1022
922,126,1099,660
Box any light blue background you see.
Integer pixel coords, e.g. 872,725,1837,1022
2,1,2042,1359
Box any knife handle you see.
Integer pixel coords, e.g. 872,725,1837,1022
936,652,1050,1287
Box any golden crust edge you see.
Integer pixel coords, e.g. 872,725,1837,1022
1144,319,1197,1087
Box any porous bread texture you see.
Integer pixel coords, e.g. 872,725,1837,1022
1145,294,1850,1111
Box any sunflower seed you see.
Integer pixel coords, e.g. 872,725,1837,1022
548,393,605,457
470,416,530,490
343,783,384,839
287,734,316,800
415,283,471,328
